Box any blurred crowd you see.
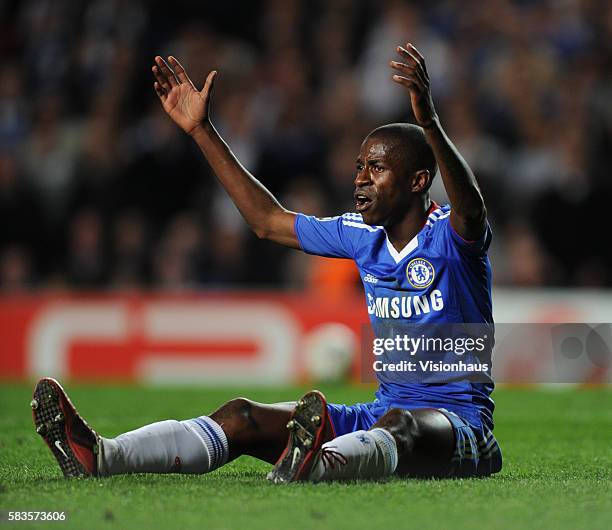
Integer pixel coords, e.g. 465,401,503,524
1,0,612,292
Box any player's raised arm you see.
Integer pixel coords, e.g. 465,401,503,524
152,56,299,249
390,44,487,240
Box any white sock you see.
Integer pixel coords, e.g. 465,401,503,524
97,416,229,476
308,428,398,482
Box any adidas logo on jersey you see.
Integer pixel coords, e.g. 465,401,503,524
363,274,379,284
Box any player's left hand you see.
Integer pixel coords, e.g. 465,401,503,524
390,43,438,129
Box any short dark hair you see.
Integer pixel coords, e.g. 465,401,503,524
367,123,437,185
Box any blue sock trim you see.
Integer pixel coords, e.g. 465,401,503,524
370,428,398,474
189,416,228,469
195,418,222,462
192,418,219,463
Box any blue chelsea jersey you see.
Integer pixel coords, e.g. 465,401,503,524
294,203,496,430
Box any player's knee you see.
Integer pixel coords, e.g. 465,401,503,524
219,397,254,422
373,408,419,454
211,397,257,440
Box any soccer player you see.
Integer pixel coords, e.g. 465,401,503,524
32,43,502,481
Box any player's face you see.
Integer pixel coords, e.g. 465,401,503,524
354,136,413,226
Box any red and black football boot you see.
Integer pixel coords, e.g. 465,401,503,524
267,390,334,484
31,378,99,477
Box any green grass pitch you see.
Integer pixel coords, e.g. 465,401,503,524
0,383,611,530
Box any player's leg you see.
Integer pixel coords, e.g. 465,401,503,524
372,407,455,477
32,378,295,477
375,408,503,478
268,391,455,483
209,397,295,464
307,407,454,482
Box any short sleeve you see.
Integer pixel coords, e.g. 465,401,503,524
294,214,354,259
447,218,493,257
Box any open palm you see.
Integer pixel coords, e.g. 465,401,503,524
152,55,217,136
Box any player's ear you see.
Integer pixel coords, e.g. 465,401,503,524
411,169,431,193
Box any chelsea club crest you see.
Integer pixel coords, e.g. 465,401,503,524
406,258,435,288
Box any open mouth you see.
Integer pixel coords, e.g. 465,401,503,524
355,193,373,212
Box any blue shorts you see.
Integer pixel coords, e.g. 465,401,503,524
326,401,502,478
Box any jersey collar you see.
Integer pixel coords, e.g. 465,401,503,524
383,201,438,264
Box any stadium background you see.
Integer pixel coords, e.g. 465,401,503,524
2,0,612,291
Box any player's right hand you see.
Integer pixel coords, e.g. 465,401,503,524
152,56,217,136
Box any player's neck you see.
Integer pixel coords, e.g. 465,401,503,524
385,199,431,253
